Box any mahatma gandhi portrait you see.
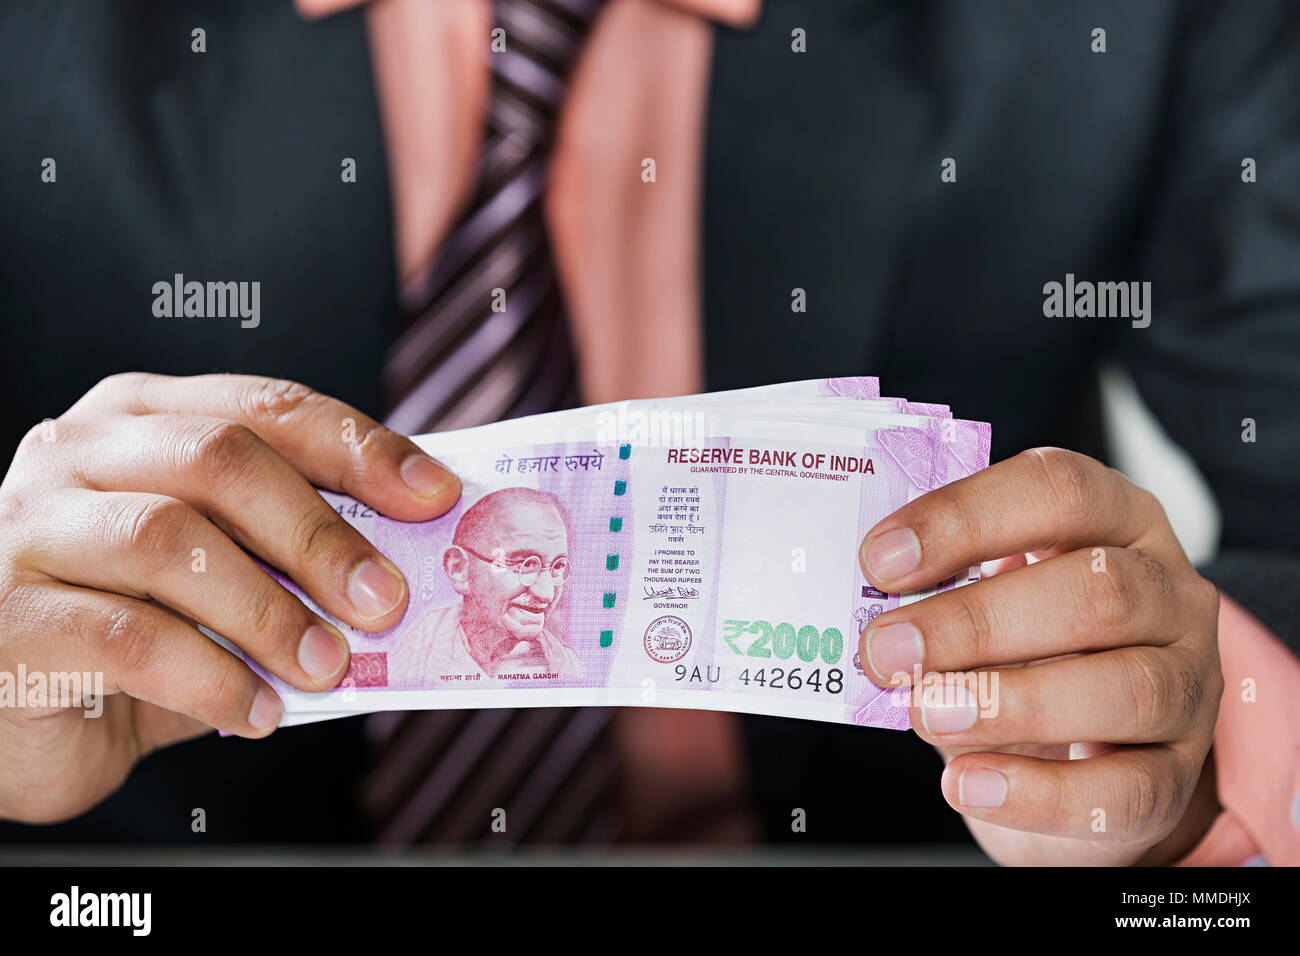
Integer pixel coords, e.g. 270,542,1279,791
389,487,582,684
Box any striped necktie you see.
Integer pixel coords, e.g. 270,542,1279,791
383,0,605,434
368,0,621,846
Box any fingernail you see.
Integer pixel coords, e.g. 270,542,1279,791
958,768,1007,808
400,455,457,498
298,624,347,680
862,527,922,582
248,686,283,732
865,622,923,683
348,560,404,620
921,681,978,735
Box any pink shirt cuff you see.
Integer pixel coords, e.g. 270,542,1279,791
1177,593,1300,866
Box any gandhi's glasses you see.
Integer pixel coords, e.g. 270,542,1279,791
460,545,571,587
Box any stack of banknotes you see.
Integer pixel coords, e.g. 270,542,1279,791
210,378,990,731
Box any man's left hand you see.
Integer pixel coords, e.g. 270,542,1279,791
857,448,1223,866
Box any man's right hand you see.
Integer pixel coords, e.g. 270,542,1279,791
0,373,461,823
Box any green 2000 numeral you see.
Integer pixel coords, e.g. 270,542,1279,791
721,619,843,665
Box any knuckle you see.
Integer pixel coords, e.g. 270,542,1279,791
351,420,396,459
1044,763,1072,828
101,604,162,676
1122,758,1178,832
203,657,255,726
1173,656,1207,724
242,580,294,643
13,417,76,468
1081,548,1137,632
116,496,192,569
16,420,53,454
1121,648,1178,736
187,420,260,481
951,592,997,664
1130,547,1172,595
347,421,403,489
1207,655,1225,702
90,371,151,403
1190,574,1221,625
1027,447,1099,523
241,378,319,426
290,506,347,566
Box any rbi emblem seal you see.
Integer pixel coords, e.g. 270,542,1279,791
644,615,692,663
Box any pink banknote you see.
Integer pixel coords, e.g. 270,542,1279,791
209,379,990,730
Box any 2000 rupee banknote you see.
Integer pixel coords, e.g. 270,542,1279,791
212,397,991,730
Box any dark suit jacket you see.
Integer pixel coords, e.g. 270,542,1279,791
0,0,1296,845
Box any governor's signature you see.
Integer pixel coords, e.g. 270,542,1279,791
643,585,700,600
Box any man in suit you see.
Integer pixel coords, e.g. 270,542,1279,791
0,0,1295,862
